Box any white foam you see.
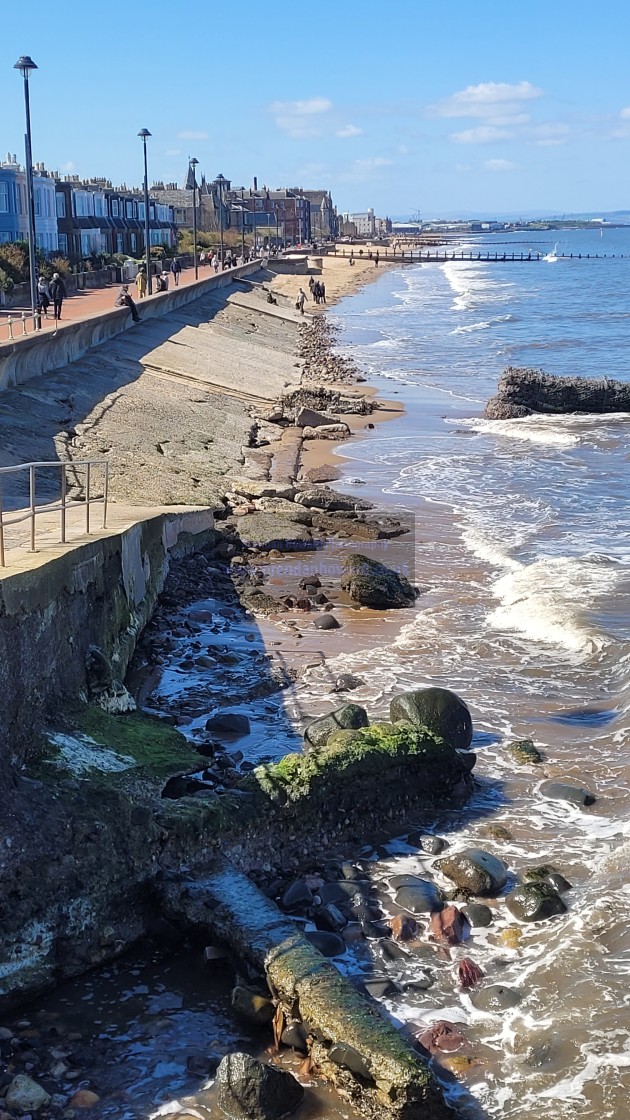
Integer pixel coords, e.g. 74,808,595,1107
451,314,513,335
461,415,582,447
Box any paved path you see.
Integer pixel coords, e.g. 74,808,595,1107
0,263,235,343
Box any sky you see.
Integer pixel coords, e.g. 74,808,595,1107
4,0,630,219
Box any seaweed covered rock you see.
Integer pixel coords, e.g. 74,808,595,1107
435,849,508,896
390,687,473,750
304,704,369,749
506,738,543,765
506,882,567,922
340,553,417,609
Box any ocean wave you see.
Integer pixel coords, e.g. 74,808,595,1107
456,416,583,447
451,314,514,334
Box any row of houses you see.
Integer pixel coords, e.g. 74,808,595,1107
0,155,177,259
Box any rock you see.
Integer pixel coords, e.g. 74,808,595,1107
470,985,522,1013
231,986,275,1026
340,861,362,880
506,738,543,764
524,865,573,893
304,704,369,749
216,1052,304,1119
204,944,229,967
457,958,484,988
388,914,419,941
69,1090,101,1109
205,713,251,739
227,479,297,501
281,1021,308,1052
5,1075,51,1112
363,978,397,999
313,613,340,630
235,514,314,553
479,824,514,841
315,903,348,932
390,687,473,750
299,574,321,589
485,366,630,421
281,881,314,911
394,880,443,914
417,1022,467,1055
462,903,493,928
539,780,596,806
296,406,339,428
419,834,447,855
500,927,523,950
506,882,567,922
435,849,508,896
299,463,341,484
328,1043,373,1080
302,423,351,440
332,673,364,693
340,553,417,609
253,498,313,526
430,905,467,945
295,486,372,513
305,930,345,957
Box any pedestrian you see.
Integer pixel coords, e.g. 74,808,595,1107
212,253,219,273
308,275,315,295
49,272,67,322
135,267,147,299
170,256,182,286
199,251,206,267
320,282,326,304
375,251,379,267
37,276,50,318
160,270,169,290
296,287,306,314
114,284,140,323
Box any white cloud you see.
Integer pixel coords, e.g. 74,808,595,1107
353,157,392,170
455,163,472,173
165,148,182,157
178,130,209,141
337,124,363,138
450,126,514,144
431,81,543,119
270,97,333,138
484,158,517,172
620,107,630,119
529,122,570,146
61,160,75,172
398,144,409,155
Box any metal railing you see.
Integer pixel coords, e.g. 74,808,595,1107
0,310,43,342
0,459,109,566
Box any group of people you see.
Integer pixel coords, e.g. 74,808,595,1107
308,275,326,304
37,273,67,321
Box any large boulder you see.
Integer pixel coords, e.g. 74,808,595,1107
340,553,417,609
296,406,339,427
390,687,473,750
5,1076,51,1112
539,780,596,806
506,882,567,923
485,367,630,420
304,704,368,749
216,1052,304,1119
235,514,314,553
435,849,508,896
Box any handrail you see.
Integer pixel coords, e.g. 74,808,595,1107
0,459,108,567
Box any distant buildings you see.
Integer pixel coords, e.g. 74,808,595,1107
339,208,391,238
0,154,58,251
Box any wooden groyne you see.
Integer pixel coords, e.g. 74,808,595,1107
334,248,630,264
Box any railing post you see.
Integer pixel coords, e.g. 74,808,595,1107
7,316,14,341
102,462,108,529
86,462,91,534
21,312,28,337
29,464,36,552
60,465,67,544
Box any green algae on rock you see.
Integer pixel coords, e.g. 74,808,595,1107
506,738,543,765
390,687,474,751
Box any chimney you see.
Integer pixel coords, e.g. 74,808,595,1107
253,176,258,191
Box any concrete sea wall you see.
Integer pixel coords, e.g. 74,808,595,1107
0,262,262,392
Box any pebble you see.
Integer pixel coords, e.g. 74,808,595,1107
305,930,345,957
313,613,340,630
69,1090,101,1109
471,985,523,1012
539,780,596,806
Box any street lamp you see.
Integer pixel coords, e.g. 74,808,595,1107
189,157,199,279
14,55,39,329
240,188,246,260
216,173,227,265
138,128,152,294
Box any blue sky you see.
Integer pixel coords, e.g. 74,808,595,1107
4,0,630,218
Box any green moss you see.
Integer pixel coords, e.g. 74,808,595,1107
248,722,448,804
75,707,201,776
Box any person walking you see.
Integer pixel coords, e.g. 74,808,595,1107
308,275,315,296
49,272,67,322
135,267,147,299
114,284,140,323
37,276,50,319
170,256,182,286
375,250,379,267
296,287,306,314
319,281,326,305
211,253,219,273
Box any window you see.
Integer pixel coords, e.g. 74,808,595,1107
94,195,106,217
111,199,119,217
0,182,8,213
138,202,145,221
126,201,133,218
56,193,66,218
34,190,42,216
116,233,123,252
58,233,68,253
149,205,155,220
130,233,137,252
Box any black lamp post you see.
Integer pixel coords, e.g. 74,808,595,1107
189,157,199,279
240,188,246,260
216,173,227,265
138,129,152,294
13,56,39,328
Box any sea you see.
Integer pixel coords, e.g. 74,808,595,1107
291,227,630,1118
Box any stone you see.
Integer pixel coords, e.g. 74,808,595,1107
231,986,275,1026
506,882,567,923
296,406,339,428
302,424,351,440
479,824,514,842
458,958,484,989
235,514,314,553
295,487,371,513
419,834,448,855
364,978,397,999
69,1090,101,1109
462,903,493,928
281,1021,308,1052
305,930,345,957
281,880,314,911
340,553,417,609
390,687,473,750
5,1075,51,1112
506,738,543,764
304,704,369,748
484,367,630,421
312,612,340,630
429,905,467,945
435,849,508,896
332,673,364,693
205,713,251,738
299,575,321,589
388,914,419,941
470,985,523,1013
315,903,348,933
328,1043,373,1080
417,1022,467,1055
216,1052,304,1119
524,865,573,894
539,780,596,806
394,879,443,914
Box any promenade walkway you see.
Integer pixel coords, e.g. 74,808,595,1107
0,263,226,343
